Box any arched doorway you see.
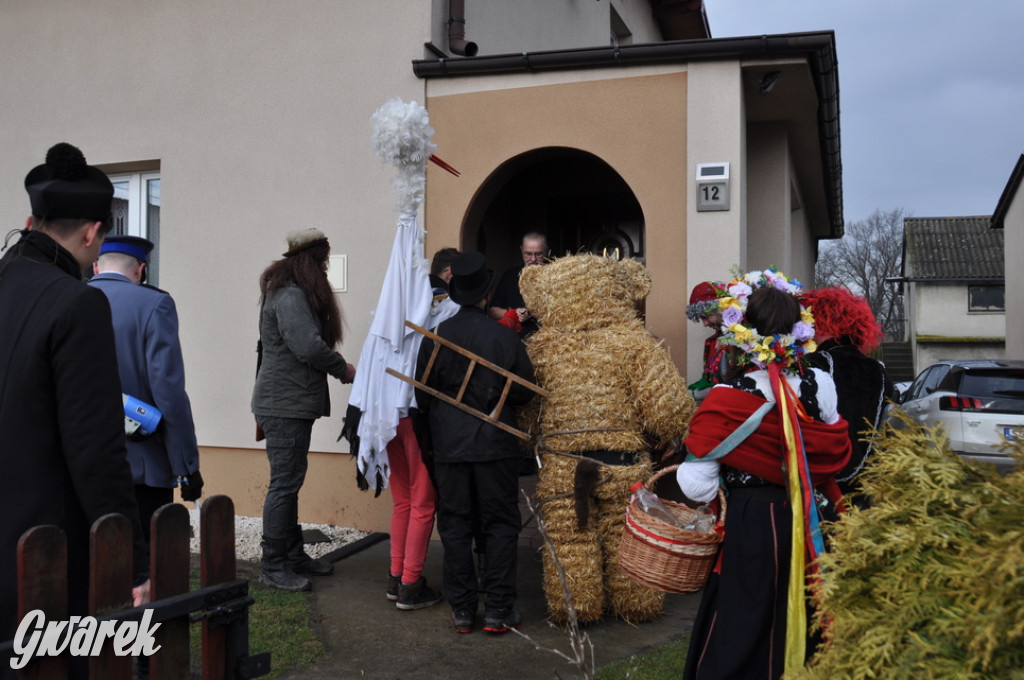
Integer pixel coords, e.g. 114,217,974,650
463,148,645,275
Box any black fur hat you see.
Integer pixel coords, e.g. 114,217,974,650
24,143,114,221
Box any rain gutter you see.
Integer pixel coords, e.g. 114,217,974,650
412,31,843,238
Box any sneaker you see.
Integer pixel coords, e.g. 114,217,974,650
451,608,475,634
386,574,400,601
482,607,521,633
396,577,443,611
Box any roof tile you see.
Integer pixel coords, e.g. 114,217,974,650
904,216,1004,279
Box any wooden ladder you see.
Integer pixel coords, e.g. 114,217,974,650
386,320,548,441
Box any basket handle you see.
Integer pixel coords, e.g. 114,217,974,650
641,464,727,528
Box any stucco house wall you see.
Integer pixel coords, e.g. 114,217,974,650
1005,196,1024,358
902,216,1006,375
993,155,1024,359
911,282,1006,370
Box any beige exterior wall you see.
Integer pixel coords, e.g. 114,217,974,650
747,124,791,272
0,0,439,532
1005,197,1024,358
424,68,692,375
428,0,663,55
685,61,746,384
911,283,1006,373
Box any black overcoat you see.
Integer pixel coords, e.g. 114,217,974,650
0,230,146,650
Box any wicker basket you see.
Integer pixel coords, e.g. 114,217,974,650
618,464,726,594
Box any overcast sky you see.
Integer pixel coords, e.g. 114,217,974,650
706,0,1024,226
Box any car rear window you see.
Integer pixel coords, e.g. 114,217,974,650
959,370,1024,400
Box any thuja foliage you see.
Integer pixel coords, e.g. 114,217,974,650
789,415,1024,680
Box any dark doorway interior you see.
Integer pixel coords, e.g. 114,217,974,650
465,148,645,276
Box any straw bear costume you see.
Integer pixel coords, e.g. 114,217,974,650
519,254,696,624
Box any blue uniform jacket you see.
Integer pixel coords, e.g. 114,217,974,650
90,271,200,488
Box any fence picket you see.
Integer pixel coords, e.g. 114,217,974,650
150,503,191,680
201,495,236,680
89,513,133,680
16,525,67,680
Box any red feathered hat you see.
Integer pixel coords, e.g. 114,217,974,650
686,281,723,322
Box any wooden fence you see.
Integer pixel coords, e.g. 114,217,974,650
2,494,268,679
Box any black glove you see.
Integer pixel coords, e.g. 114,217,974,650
179,470,204,502
339,404,361,454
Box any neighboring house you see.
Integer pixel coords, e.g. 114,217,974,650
902,217,1006,375
0,1,844,530
991,154,1024,359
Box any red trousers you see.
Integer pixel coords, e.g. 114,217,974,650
387,417,437,583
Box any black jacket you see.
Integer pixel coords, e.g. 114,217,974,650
415,305,534,463
807,340,896,490
0,230,147,645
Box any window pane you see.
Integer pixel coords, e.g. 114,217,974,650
969,285,1005,311
111,180,130,236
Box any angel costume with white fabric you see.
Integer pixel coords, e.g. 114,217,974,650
344,99,458,591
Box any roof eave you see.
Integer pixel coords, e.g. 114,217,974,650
412,31,843,238
991,153,1024,229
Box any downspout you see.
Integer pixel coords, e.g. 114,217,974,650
448,0,478,56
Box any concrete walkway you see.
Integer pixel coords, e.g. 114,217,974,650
275,533,701,680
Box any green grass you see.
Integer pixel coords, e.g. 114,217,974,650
189,561,325,679
594,635,689,680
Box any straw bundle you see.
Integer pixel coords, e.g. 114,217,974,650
519,253,695,625
535,452,664,624
529,324,693,452
520,255,694,454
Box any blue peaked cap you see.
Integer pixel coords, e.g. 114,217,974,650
100,235,154,263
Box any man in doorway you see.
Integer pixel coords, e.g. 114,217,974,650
90,235,204,551
0,143,150,671
488,232,547,338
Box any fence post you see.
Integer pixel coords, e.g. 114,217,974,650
201,495,236,679
15,525,67,680
89,513,134,680
150,503,191,680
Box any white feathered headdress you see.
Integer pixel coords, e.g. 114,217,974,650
370,98,459,215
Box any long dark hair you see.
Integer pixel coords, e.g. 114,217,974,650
259,240,343,348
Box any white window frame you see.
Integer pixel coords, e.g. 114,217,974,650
109,171,160,238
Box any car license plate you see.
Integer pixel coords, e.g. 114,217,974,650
1004,426,1024,442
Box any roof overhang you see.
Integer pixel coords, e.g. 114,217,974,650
991,153,1024,229
412,32,843,238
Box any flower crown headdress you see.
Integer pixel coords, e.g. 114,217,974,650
715,268,816,372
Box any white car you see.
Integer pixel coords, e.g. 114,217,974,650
889,359,1024,471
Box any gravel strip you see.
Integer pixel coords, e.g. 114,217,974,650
188,509,369,562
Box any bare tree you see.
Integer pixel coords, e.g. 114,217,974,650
815,207,906,341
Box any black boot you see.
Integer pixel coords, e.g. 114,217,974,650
286,527,334,575
260,537,312,592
